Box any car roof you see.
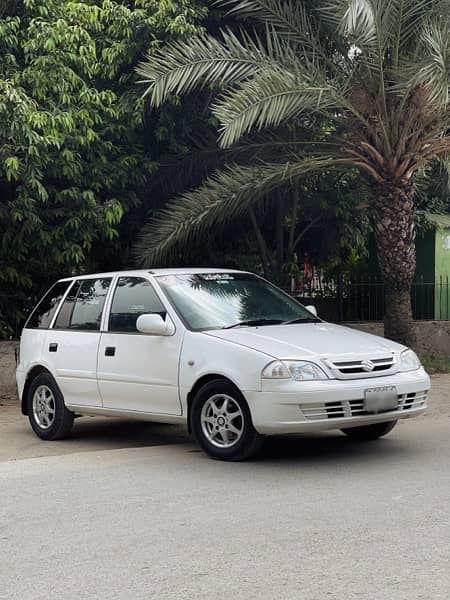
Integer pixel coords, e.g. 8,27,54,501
58,268,248,282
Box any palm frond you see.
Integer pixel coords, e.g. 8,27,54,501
387,0,435,64
325,0,376,47
134,156,351,266
149,126,318,198
217,0,316,45
136,28,284,107
411,23,450,108
344,0,375,37
212,69,333,147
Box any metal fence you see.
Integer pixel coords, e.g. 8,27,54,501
1,276,449,339
291,275,450,322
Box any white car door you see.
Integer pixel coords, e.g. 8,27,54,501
47,277,112,407
97,276,183,415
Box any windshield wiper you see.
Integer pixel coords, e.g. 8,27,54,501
224,319,284,329
282,317,320,325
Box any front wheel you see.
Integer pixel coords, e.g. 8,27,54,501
191,380,264,461
341,420,397,440
27,373,74,440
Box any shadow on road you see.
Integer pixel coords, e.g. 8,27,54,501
2,399,428,466
257,430,411,465
70,417,190,447
70,418,410,466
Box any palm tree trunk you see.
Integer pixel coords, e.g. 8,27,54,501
373,180,417,348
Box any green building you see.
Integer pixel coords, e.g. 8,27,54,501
415,213,450,320
366,213,450,320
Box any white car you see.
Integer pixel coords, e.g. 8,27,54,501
16,269,430,460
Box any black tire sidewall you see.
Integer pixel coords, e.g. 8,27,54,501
191,380,262,461
27,373,73,440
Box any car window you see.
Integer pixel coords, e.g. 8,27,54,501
54,278,111,331
109,277,165,333
25,281,72,329
53,280,81,329
157,273,318,331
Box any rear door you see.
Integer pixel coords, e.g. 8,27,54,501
97,276,183,415
46,277,112,407
19,280,73,393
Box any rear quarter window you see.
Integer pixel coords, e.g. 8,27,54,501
25,281,72,329
54,278,111,331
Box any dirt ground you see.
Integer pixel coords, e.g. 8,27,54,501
0,341,17,406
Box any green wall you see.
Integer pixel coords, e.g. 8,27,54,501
415,232,435,283
434,227,450,319
415,231,435,319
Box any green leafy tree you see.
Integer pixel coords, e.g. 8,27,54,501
136,0,450,346
0,0,206,337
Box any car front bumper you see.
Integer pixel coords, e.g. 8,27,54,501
245,368,430,435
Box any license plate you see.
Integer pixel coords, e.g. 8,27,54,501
364,386,398,414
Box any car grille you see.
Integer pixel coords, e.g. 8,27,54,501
324,356,396,379
300,391,427,421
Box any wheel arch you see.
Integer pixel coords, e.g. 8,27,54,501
186,374,241,433
21,365,53,415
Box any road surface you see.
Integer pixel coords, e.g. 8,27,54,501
1,376,449,599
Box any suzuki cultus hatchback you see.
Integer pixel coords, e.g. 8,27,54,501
16,269,430,460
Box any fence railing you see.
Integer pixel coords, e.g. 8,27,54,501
291,276,450,322
1,276,450,339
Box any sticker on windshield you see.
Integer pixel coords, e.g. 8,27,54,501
158,275,178,286
200,274,235,281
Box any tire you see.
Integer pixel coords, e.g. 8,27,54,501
341,420,397,440
27,372,74,440
190,379,264,461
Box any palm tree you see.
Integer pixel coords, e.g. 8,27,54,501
136,0,450,347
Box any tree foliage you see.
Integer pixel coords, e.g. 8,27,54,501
0,0,206,336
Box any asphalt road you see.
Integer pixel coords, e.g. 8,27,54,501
1,380,450,600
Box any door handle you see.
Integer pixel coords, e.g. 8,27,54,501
49,343,58,353
105,346,116,357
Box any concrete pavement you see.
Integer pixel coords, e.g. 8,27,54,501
1,377,449,599
1,373,449,462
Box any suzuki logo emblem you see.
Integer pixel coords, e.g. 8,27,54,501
361,360,375,372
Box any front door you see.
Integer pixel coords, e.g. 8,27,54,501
97,276,183,415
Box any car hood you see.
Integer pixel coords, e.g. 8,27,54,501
204,322,406,360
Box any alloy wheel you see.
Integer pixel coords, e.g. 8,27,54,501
200,394,244,448
32,385,56,429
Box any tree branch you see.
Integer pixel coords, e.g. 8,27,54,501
293,215,321,249
248,205,274,278
288,186,300,256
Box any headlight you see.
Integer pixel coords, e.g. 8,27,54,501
262,360,328,381
400,349,421,372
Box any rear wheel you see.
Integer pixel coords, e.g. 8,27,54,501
341,420,397,440
191,380,263,461
27,373,74,440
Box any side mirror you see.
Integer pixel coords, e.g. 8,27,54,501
305,305,318,317
136,313,174,336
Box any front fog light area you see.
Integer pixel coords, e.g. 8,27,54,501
262,360,328,381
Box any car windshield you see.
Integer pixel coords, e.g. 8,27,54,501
156,273,319,331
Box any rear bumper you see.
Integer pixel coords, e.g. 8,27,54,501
16,368,26,401
245,368,430,435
